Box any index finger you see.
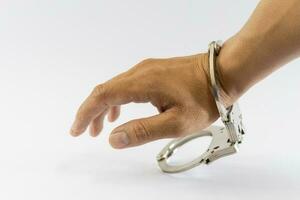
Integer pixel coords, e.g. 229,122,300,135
70,77,150,137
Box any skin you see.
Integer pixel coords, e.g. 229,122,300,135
70,0,300,149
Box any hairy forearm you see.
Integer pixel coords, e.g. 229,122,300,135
218,0,300,102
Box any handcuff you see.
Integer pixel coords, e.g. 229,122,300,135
156,41,245,173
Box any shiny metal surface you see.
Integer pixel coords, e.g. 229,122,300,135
157,41,245,173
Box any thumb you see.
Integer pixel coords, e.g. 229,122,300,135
109,110,183,149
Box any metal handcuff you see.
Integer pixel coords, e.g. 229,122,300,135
156,41,245,173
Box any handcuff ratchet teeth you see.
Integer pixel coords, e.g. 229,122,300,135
156,41,246,173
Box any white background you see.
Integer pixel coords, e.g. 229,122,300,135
1,0,300,199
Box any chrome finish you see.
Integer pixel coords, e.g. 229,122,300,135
157,41,245,173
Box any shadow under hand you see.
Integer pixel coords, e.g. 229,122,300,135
56,152,296,195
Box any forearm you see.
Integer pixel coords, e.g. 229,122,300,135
218,0,300,102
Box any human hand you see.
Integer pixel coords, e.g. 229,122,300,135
70,53,233,149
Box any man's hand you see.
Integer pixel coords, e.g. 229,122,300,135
70,0,300,149
70,53,226,149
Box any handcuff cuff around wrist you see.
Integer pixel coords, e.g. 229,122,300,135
156,41,245,173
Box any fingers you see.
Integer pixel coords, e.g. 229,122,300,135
108,106,120,122
88,105,120,137
109,109,183,149
89,106,120,137
70,87,107,136
70,78,149,137
89,108,108,137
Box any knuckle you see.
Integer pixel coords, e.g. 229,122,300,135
136,58,156,68
75,111,84,123
132,120,152,143
91,84,108,100
76,106,92,123
141,58,155,64
76,104,86,119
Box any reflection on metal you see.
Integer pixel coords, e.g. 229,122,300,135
157,41,245,173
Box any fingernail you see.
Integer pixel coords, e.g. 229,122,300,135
70,123,83,136
70,128,79,137
109,131,130,148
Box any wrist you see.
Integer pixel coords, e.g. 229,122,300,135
216,36,252,105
